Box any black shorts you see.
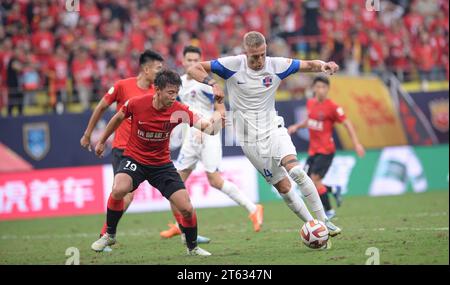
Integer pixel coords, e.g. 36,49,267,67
112,148,125,175
304,153,335,178
116,156,186,199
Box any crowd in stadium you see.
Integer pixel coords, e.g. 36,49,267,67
0,0,448,115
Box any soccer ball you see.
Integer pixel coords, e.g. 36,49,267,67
300,219,329,249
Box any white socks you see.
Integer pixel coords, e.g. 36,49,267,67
220,180,257,214
280,189,313,222
288,165,327,222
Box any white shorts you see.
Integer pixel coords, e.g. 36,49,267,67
175,128,222,173
240,127,297,185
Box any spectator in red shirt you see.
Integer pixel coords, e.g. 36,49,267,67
31,21,54,62
48,46,69,113
71,47,97,111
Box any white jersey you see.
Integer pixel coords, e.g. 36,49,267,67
179,74,215,119
211,54,301,142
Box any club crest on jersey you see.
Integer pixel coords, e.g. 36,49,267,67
23,122,50,160
262,76,273,87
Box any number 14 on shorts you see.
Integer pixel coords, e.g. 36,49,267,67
263,169,273,178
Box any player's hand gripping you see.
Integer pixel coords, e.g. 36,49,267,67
95,142,105,158
212,84,225,104
80,134,92,151
321,61,339,75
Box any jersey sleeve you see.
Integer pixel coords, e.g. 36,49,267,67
103,81,121,105
332,103,347,123
200,84,215,104
175,102,198,127
210,55,241,79
271,57,301,80
120,98,133,118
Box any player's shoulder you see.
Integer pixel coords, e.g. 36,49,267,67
117,77,137,86
267,57,300,77
213,54,245,70
326,98,340,108
127,93,152,106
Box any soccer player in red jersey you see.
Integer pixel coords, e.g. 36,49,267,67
288,76,365,219
80,49,163,235
91,69,222,255
81,50,210,246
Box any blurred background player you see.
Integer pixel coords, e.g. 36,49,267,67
91,69,223,256
80,49,210,246
288,76,365,219
187,31,342,248
160,46,264,240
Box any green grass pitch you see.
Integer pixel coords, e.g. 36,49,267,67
0,191,448,265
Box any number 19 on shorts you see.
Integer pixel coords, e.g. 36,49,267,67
124,161,137,171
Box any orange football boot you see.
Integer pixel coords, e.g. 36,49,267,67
160,222,181,238
248,204,264,232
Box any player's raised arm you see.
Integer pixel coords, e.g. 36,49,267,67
187,61,224,103
95,110,126,158
299,60,340,75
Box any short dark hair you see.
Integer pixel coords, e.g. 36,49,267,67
183,45,202,56
313,76,330,86
139,49,164,66
154,69,182,90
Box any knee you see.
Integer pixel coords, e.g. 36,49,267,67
111,185,128,200
310,174,321,184
207,174,223,189
288,165,308,184
276,179,292,194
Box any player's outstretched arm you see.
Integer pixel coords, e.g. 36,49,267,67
187,61,225,103
287,119,308,135
342,119,365,157
193,115,223,136
299,60,339,75
80,97,111,151
95,110,125,158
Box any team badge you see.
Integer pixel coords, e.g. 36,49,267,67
262,76,273,87
23,122,50,161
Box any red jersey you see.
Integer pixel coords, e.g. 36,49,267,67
121,94,196,166
103,77,154,150
306,98,346,156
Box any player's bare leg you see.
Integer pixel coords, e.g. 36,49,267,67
281,155,341,237
92,173,133,252
169,189,211,256
159,169,210,243
206,171,264,232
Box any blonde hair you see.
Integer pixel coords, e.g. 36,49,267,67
243,31,266,49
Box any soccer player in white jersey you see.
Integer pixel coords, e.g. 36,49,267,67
160,46,264,240
187,31,342,248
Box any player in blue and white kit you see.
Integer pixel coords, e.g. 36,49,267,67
159,46,264,240
187,32,342,249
